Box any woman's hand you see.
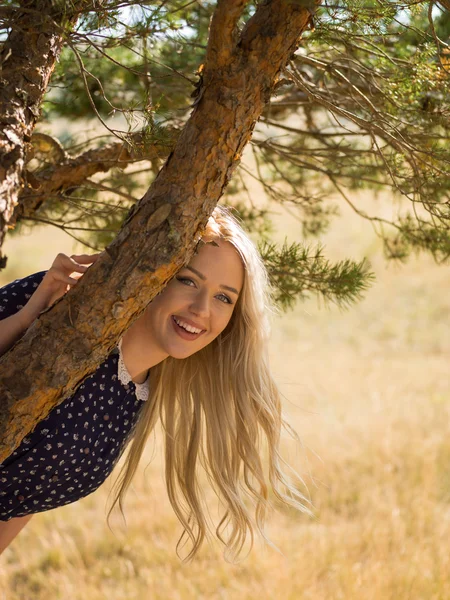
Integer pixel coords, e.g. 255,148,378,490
20,253,101,325
0,253,101,356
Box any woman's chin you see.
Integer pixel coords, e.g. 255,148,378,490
165,344,195,360
167,342,207,360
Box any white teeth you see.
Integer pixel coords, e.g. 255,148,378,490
174,317,202,334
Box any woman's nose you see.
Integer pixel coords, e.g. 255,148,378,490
189,290,210,317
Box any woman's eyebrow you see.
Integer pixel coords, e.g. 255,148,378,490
185,266,240,295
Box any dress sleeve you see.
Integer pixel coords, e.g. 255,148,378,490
0,272,47,322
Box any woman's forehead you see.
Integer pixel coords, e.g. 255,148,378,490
187,240,244,290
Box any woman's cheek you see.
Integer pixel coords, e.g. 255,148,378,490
214,315,231,338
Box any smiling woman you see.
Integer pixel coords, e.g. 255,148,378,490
121,239,244,379
0,206,309,561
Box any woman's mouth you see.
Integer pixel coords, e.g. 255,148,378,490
171,315,205,340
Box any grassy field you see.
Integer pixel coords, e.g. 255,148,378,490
0,193,449,599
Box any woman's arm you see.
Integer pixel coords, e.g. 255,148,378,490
0,253,100,357
0,515,33,555
0,307,40,356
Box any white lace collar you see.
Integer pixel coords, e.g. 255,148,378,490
117,338,149,402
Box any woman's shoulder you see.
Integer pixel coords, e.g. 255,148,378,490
74,346,148,402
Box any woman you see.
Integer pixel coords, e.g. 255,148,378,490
0,206,308,560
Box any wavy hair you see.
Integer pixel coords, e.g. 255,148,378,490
109,205,310,561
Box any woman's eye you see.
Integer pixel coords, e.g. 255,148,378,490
176,277,195,287
217,293,232,305
177,277,232,304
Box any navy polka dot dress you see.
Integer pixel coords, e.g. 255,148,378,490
0,272,147,520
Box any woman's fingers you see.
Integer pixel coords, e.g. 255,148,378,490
51,253,101,276
70,253,102,265
21,252,102,318
67,254,102,273
51,272,80,287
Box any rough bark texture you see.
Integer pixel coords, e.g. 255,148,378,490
12,133,174,224
0,0,317,462
0,2,81,267
438,0,450,11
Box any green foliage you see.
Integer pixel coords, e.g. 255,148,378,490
386,215,450,262
259,240,375,311
259,0,450,264
42,3,209,122
227,201,275,239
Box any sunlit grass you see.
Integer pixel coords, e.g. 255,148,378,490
1,192,449,599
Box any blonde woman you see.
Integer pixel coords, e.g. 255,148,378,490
0,206,307,560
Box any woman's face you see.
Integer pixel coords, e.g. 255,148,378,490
142,239,244,360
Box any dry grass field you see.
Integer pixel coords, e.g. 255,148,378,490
0,193,449,600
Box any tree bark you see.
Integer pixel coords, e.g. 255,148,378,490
0,2,82,267
0,0,318,462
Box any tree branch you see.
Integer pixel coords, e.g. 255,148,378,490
205,0,249,70
12,132,175,225
437,0,450,11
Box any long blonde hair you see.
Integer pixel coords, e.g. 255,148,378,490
109,205,310,561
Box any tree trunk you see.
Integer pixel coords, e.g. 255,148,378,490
0,2,82,267
0,0,317,462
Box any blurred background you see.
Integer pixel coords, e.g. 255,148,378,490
1,190,449,600
1,2,450,597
